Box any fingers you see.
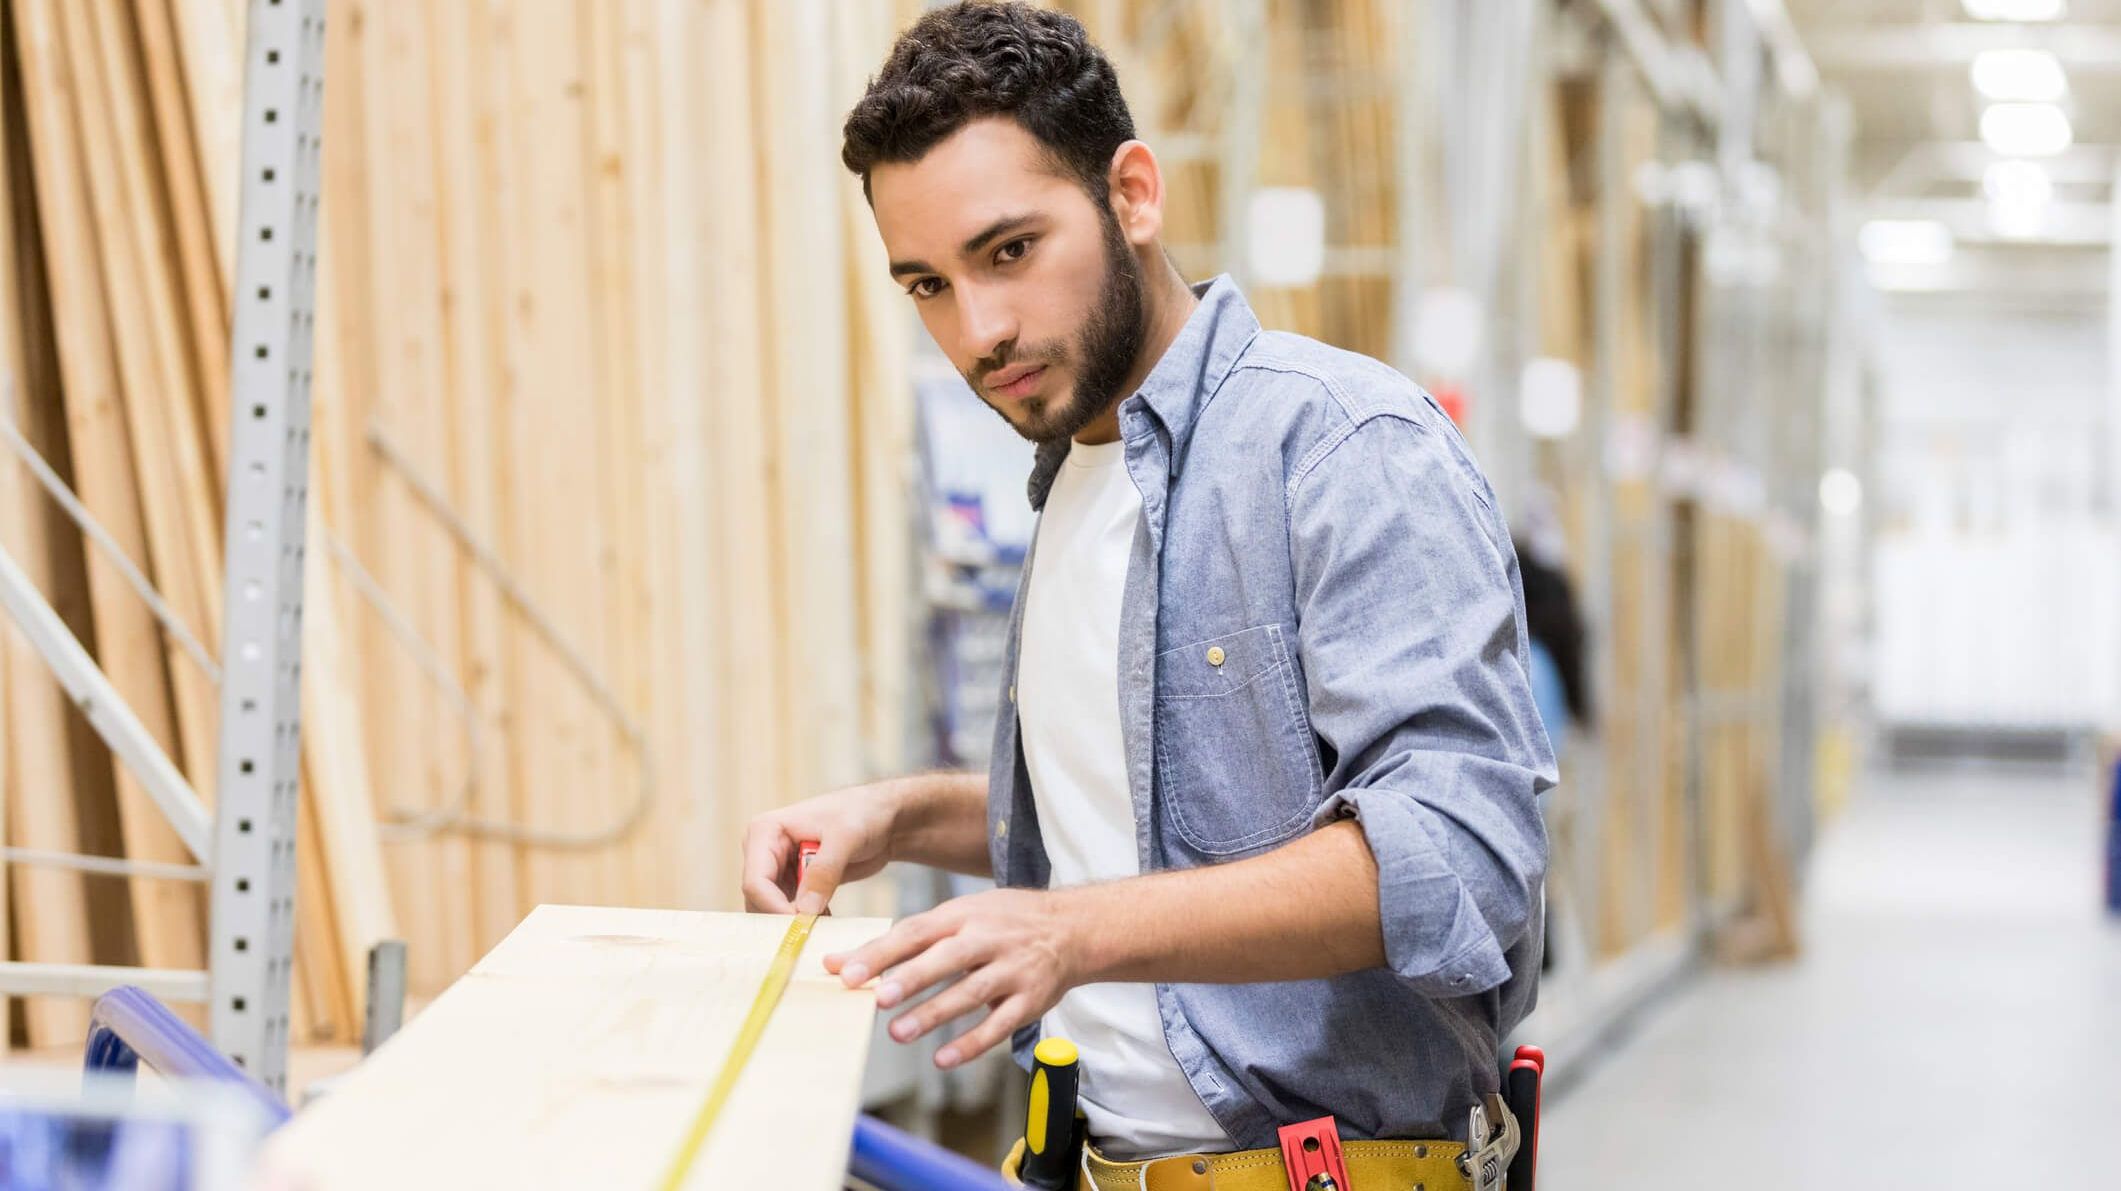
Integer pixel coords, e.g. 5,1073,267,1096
885,962,996,1043
793,836,849,916
836,911,950,988
874,934,988,1010
935,994,1034,1069
739,821,795,914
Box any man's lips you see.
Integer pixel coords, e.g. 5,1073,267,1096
987,365,1047,399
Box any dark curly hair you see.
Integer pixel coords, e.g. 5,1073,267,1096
841,2,1136,205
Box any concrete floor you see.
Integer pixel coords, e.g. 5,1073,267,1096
1541,759,2121,1189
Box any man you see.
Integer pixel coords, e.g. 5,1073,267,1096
741,1,1553,1177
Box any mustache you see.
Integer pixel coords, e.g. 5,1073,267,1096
970,343,1065,387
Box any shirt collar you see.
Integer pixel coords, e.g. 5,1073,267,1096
1027,275,1260,511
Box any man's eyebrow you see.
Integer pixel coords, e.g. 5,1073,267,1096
961,212,1039,256
887,213,1042,280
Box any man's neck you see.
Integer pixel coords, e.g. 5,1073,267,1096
1072,260,1198,446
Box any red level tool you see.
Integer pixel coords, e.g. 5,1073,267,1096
1278,1115,1351,1191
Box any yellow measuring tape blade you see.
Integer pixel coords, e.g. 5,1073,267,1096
655,913,818,1190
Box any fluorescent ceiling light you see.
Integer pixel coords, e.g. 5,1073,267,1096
1859,219,1953,266
1980,102,2073,157
1962,0,2065,19
1971,49,2067,103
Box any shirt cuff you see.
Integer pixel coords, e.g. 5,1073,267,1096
1314,786,1514,997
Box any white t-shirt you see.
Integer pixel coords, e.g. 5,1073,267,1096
1016,437,1231,1160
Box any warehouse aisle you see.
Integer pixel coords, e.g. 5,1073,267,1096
1541,760,2121,1189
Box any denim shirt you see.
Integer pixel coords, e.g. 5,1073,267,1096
986,276,1556,1151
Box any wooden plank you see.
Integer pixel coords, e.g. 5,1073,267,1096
581,0,663,909
493,0,617,914
0,629,12,1051
54,0,220,973
293,753,354,1042
8,0,174,1038
258,906,889,1189
646,0,732,913
751,0,863,806
301,496,400,1029
693,0,782,897
833,0,914,791
295,0,382,1038
69,0,225,805
0,8,71,1048
129,0,231,480
354,0,465,993
160,0,239,292
424,0,521,949
577,0,645,910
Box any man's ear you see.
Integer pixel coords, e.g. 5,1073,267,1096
1106,140,1165,246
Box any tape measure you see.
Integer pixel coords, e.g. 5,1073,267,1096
654,842,823,1189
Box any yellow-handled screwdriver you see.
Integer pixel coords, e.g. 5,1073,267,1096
1020,1037,1083,1190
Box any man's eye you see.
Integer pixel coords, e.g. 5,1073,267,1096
997,237,1032,264
907,277,944,299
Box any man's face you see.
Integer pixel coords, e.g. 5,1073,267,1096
871,118,1144,444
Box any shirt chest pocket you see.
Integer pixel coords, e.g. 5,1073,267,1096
1152,623,1325,856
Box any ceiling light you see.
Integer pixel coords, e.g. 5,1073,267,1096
1962,0,2065,19
1859,219,1953,266
1971,49,2067,103
1980,102,2073,157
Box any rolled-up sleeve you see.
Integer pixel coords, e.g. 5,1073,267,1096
1288,409,1555,998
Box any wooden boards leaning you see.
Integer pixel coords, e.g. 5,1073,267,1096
260,906,889,1190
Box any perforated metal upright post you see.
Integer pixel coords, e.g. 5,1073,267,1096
208,0,328,1093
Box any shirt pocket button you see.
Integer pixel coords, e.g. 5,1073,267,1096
1206,646,1226,667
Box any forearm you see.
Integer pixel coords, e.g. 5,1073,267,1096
886,771,993,877
1062,820,1385,984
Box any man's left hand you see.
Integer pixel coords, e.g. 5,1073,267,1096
822,887,1085,1069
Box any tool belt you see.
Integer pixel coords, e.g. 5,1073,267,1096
1004,1093,1521,1191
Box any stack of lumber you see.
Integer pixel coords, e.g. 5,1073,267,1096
1586,74,1689,962
0,0,915,1048
1065,0,1401,357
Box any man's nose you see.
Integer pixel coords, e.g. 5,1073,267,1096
957,284,1018,366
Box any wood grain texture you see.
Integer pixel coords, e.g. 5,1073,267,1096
260,906,888,1190
7,0,149,1039
0,0,923,1014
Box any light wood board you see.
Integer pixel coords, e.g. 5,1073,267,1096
261,905,888,1190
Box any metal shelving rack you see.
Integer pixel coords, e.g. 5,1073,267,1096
0,0,324,1094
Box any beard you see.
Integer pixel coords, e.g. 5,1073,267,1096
966,208,1147,445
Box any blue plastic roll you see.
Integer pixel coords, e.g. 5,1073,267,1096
848,1114,1015,1191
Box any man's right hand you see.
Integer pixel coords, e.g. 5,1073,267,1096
741,784,903,915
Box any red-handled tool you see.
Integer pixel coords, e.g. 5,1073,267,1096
1504,1044,1543,1191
